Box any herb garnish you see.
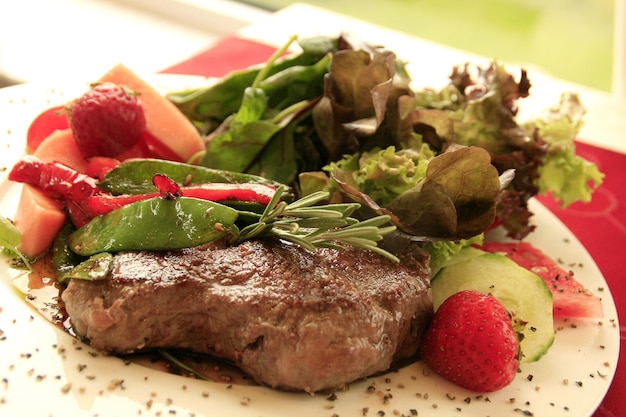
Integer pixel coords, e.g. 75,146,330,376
235,185,398,262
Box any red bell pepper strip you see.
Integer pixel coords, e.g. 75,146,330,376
9,156,277,228
81,182,276,220
8,156,100,200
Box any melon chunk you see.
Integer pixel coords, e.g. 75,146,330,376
98,63,204,162
33,129,88,172
14,185,66,258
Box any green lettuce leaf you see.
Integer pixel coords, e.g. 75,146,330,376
312,48,398,161
423,234,484,276
350,145,433,206
539,149,604,206
0,216,30,269
386,146,500,238
413,62,603,239
524,92,604,206
322,146,501,241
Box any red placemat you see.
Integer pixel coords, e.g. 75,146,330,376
161,35,278,78
162,35,624,417
536,141,625,417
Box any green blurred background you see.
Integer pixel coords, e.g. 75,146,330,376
244,0,616,92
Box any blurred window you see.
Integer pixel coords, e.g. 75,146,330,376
240,0,616,92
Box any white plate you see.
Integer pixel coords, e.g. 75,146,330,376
0,75,619,417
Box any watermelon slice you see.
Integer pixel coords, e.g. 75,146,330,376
26,105,68,152
480,241,604,319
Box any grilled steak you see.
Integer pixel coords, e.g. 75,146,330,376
61,238,432,392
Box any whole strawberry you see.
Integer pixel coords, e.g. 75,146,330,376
420,290,519,392
69,82,146,158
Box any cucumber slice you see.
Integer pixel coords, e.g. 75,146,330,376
431,251,554,363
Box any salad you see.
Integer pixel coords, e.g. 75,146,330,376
0,34,605,395
168,35,602,241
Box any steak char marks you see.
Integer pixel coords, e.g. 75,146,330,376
62,238,432,393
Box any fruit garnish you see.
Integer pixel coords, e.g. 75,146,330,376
480,241,604,319
420,289,519,392
68,82,146,158
26,105,68,152
431,247,554,363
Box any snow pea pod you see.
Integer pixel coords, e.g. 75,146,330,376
69,197,239,256
63,253,113,282
53,222,115,283
52,222,84,282
99,159,285,195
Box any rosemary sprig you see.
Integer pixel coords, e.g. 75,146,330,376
235,186,399,263
158,350,214,382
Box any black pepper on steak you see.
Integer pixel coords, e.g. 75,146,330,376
61,238,432,393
